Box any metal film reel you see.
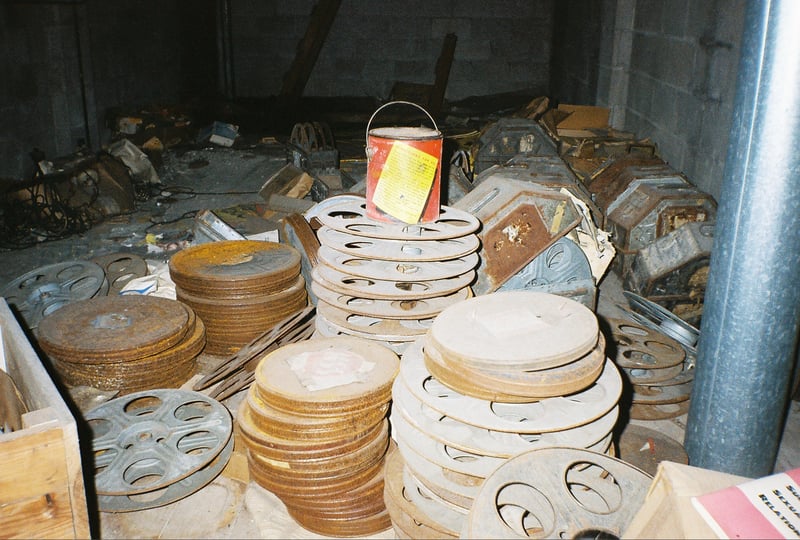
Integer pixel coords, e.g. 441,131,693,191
499,236,592,290
317,226,480,262
466,447,652,539
86,389,232,512
90,252,149,295
313,195,480,240
317,245,479,282
1,260,106,329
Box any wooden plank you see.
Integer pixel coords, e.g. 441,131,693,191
280,0,342,100
427,33,457,119
0,424,79,539
0,300,90,539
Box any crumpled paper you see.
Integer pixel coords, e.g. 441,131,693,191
286,349,375,391
119,260,176,299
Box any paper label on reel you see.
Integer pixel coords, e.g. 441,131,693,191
286,349,375,391
479,308,552,339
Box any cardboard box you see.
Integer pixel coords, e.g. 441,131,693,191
623,461,749,539
556,104,610,130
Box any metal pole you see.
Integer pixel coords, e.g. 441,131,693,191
684,0,800,477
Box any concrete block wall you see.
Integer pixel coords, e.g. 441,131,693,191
551,0,745,200
0,1,217,181
549,1,604,105
0,4,88,180
605,0,745,200
232,0,554,101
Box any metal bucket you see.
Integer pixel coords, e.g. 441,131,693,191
365,101,443,223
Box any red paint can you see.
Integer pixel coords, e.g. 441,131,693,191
365,101,443,223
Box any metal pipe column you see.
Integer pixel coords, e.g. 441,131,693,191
684,0,800,477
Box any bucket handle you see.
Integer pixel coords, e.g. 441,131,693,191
365,101,439,159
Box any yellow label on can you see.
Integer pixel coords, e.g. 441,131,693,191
372,141,438,224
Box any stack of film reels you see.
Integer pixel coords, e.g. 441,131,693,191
237,336,400,537
169,240,308,355
386,291,623,538
37,295,204,393
606,317,693,420
309,195,481,354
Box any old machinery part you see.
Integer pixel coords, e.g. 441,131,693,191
626,222,715,322
470,117,558,174
1,260,106,329
86,389,232,512
191,209,246,244
593,162,684,216
475,152,601,220
289,121,339,171
587,156,668,214
605,180,717,278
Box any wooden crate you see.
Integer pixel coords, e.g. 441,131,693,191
0,299,90,539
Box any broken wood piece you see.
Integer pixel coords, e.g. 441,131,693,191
193,305,316,392
210,322,316,401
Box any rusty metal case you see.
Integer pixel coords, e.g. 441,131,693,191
606,181,716,255
626,221,715,325
454,176,581,295
471,118,558,174
474,153,601,224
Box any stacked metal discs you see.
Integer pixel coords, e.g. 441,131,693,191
387,291,623,538
37,295,204,393
606,317,693,420
237,336,399,537
169,240,307,355
310,195,481,354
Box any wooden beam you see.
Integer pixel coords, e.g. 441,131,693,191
280,0,342,100
427,33,457,119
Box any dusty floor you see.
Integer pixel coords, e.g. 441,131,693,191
2,128,799,539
